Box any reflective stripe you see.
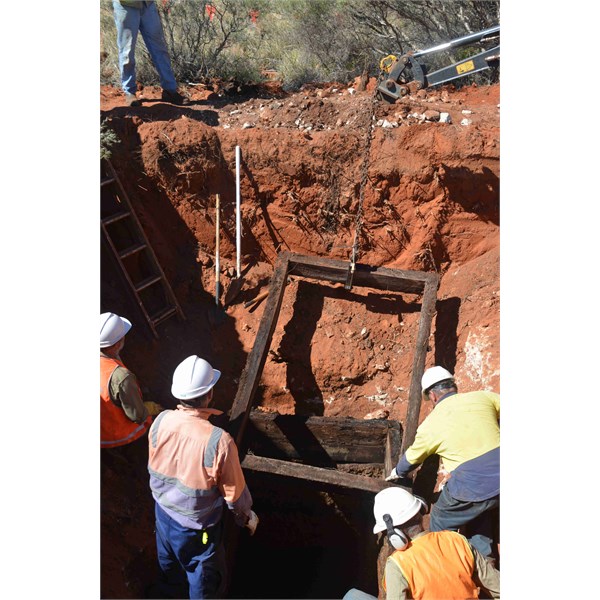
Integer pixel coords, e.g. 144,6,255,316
101,421,146,446
148,467,220,498
204,426,223,468
150,410,170,448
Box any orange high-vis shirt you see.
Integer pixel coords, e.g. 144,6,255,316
100,355,150,448
384,531,478,600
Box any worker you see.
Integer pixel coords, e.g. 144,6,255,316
386,366,500,558
148,355,259,599
343,487,500,600
112,1,185,106
100,312,162,450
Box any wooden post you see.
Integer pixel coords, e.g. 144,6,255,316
228,252,290,446
402,275,439,452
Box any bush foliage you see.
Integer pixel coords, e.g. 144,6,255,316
100,0,500,91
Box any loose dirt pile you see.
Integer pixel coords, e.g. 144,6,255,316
100,77,499,598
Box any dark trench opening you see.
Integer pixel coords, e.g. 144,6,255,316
228,472,382,599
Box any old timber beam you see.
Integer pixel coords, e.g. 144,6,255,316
246,411,402,465
242,454,397,494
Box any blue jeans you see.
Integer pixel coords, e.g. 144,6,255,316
154,503,225,599
342,589,377,600
429,485,499,557
112,0,177,94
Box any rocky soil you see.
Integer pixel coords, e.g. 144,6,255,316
100,76,499,598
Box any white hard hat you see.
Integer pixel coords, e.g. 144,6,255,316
421,366,454,393
373,487,423,534
100,312,132,347
171,355,221,400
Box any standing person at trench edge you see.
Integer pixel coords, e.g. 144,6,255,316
100,312,163,455
148,355,259,599
386,366,500,558
112,0,185,106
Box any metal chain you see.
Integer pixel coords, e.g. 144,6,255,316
345,88,378,289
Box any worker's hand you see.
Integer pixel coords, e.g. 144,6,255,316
144,401,164,417
385,467,399,482
245,510,259,536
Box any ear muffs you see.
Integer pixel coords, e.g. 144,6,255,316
383,513,408,551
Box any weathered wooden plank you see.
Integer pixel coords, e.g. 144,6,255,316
241,454,396,493
402,276,439,452
228,253,290,445
246,411,402,465
286,252,436,294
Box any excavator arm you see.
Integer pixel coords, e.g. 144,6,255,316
377,25,499,102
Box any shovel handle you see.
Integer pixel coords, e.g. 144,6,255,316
244,290,269,309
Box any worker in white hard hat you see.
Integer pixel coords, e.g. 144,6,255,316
343,487,499,600
147,355,258,599
100,312,163,449
386,366,500,558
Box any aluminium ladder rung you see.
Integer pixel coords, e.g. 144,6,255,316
134,274,163,292
119,242,147,260
102,211,131,226
150,306,178,326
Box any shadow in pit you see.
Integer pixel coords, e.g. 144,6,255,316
101,144,248,598
437,164,499,226
229,473,381,599
278,280,422,416
101,102,220,126
433,296,461,373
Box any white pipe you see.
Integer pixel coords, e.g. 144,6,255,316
235,145,241,278
215,194,220,305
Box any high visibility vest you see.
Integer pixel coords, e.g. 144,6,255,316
384,531,478,600
100,355,150,448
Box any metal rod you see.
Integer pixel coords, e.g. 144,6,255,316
215,194,220,305
414,25,499,58
235,146,241,278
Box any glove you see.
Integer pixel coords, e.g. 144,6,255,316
245,510,259,536
385,467,399,482
144,401,164,417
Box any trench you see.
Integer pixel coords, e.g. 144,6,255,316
100,90,499,597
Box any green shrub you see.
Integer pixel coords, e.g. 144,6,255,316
100,120,120,160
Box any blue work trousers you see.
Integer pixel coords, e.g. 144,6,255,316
155,503,225,599
112,0,177,94
429,485,499,557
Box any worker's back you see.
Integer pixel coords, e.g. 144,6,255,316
386,531,478,600
148,407,231,528
428,390,499,468
406,390,500,501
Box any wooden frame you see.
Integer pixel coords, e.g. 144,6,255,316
227,252,439,490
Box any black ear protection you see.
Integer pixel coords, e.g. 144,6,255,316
383,513,409,551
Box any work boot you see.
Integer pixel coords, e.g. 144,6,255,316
125,93,141,107
161,89,186,105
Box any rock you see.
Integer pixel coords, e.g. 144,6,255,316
439,112,452,123
423,110,440,121
381,119,394,128
364,409,389,420
242,122,254,129
461,109,473,115
460,118,472,126
348,87,356,95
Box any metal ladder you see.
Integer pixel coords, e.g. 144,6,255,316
100,159,185,337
